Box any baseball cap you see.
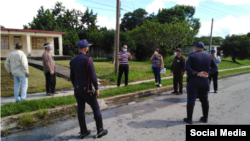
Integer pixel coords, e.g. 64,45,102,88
194,41,204,49
44,42,50,47
210,49,216,53
175,48,181,52
77,39,92,48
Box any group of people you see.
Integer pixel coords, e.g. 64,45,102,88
4,42,57,102
4,39,221,139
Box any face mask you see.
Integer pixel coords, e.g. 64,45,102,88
154,51,158,55
123,49,127,52
174,52,177,56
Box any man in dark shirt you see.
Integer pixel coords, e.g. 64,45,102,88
171,48,186,95
184,41,217,124
70,39,108,139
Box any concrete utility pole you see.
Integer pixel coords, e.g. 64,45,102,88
115,0,121,74
209,18,214,52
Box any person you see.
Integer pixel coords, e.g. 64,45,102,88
4,43,29,102
42,42,56,96
117,45,132,87
209,49,221,93
171,48,186,95
184,41,217,124
150,48,164,87
70,39,108,139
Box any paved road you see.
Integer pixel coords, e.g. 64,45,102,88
2,73,250,141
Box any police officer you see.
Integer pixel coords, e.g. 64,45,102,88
70,39,108,139
171,48,186,95
209,49,221,93
184,41,217,124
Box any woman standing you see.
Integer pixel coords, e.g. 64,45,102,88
150,48,164,87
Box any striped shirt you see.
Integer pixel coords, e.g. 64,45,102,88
117,51,130,65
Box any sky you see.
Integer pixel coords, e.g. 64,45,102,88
0,0,250,38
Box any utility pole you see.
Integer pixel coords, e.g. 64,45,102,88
115,0,121,74
209,18,214,52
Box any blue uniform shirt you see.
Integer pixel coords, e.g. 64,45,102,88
185,50,217,80
70,52,98,90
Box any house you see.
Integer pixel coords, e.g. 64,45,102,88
1,28,66,58
181,45,221,55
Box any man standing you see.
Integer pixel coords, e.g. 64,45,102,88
42,42,56,96
5,43,29,102
171,48,186,95
117,45,132,87
70,39,108,139
184,42,217,124
209,49,221,93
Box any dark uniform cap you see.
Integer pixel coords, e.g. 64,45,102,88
194,41,204,49
175,48,181,52
210,49,216,53
77,39,92,48
44,42,50,47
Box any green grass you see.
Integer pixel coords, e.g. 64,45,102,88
218,57,250,69
2,67,250,118
1,61,73,97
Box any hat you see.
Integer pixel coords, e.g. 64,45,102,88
175,48,181,52
194,41,204,49
210,49,216,53
77,39,92,48
44,42,50,47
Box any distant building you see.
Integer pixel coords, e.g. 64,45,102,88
1,28,66,57
181,45,221,55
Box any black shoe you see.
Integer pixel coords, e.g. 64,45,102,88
79,130,91,139
94,115,108,138
200,116,208,123
179,92,182,95
183,118,193,124
171,91,177,94
214,91,217,93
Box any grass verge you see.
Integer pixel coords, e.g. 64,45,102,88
1,67,250,117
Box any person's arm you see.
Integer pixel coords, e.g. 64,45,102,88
69,61,75,87
182,57,186,76
185,55,199,76
4,55,11,75
88,58,98,90
214,56,221,64
207,59,218,75
150,54,155,60
117,53,125,61
21,52,29,77
160,56,164,69
128,53,132,60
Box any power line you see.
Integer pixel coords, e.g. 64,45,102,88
82,0,116,8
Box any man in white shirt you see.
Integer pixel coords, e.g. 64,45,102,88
5,43,29,102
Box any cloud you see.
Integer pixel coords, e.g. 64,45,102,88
198,15,250,37
146,0,165,14
212,0,250,5
96,16,117,29
0,0,87,29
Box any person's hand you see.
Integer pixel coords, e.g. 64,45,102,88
26,73,30,77
96,90,100,97
161,67,164,70
50,71,54,75
197,71,208,78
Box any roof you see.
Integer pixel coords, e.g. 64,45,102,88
1,28,66,34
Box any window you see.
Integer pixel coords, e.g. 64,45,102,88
14,36,22,46
32,37,46,50
1,36,9,50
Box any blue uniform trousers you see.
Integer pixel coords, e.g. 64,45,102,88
186,78,210,108
74,88,101,119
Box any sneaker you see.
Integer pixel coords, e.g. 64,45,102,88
159,84,162,87
155,83,159,86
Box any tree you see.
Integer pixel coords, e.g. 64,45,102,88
120,8,148,31
247,32,250,38
193,36,224,45
220,34,250,62
130,20,198,60
1,25,5,28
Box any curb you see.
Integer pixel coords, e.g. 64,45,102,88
1,71,250,134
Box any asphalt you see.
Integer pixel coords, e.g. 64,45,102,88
1,66,250,105
2,72,250,141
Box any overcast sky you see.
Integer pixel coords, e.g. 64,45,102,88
1,0,250,38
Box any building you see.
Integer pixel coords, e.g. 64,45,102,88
1,28,66,57
181,45,221,55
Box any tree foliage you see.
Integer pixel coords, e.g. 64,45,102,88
220,34,250,62
193,36,224,45
130,20,198,60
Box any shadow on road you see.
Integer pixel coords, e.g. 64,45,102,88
127,119,185,128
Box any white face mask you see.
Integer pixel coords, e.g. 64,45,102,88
123,49,127,52
154,51,158,55
174,52,177,56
